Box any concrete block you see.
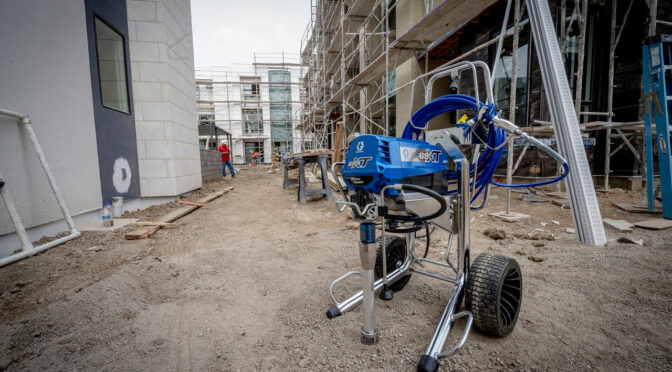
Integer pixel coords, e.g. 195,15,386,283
132,81,162,101
130,41,159,62
130,61,140,81
143,102,172,121
128,21,136,40
136,121,165,140
147,177,177,196
135,21,166,43
140,179,149,196
176,173,202,194
127,1,157,21
139,62,166,82
139,159,168,178
145,141,175,159
137,141,146,159
602,218,634,233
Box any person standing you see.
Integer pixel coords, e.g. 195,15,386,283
218,142,235,178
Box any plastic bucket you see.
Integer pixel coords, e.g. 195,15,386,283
111,197,124,217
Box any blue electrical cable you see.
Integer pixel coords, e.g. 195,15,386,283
401,94,569,202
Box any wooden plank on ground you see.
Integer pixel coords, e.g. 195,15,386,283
178,200,207,207
633,218,672,230
125,187,233,240
130,221,176,227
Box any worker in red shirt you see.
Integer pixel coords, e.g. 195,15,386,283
217,142,235,178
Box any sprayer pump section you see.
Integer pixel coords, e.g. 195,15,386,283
325,62,568,372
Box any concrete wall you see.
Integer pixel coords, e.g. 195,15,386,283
0,1,102,248
200,150,221,183
127,0,202,197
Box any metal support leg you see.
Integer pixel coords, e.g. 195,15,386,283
297,158,307,204
418,159,471,372
359,222,378,344
318,154,333,201
283,160,290,189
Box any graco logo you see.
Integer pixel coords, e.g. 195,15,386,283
356,141,365,153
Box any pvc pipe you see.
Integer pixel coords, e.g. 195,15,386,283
0,108,81,267
22,116,78,232
0,169,33,252
0,231,81,267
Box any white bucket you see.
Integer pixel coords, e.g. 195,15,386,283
111,197,124,217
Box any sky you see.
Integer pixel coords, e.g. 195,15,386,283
190,0,311,68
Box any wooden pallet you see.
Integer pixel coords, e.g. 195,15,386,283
125,187,233,240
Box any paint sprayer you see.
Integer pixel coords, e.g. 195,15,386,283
326,61,569,372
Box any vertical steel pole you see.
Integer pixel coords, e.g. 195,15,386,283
573,0,588,118
604,0,617,189
506,0,521,214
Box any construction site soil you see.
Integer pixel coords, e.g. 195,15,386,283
0,167,670,371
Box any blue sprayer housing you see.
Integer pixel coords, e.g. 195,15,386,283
342,134,447,194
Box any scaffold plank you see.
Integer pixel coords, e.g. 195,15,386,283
391,0,497,49
349,48,415,86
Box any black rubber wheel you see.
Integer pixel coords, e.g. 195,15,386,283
374,236,411,292
465,253,522,336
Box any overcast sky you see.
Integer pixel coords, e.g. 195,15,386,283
190,0,311,68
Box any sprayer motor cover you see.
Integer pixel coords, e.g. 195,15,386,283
342,134,448,195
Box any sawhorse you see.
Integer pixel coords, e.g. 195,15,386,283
283,152,333,204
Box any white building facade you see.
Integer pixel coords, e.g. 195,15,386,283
196,55,304,165
0,0,200,257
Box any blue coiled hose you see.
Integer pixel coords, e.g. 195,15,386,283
401,94,569,204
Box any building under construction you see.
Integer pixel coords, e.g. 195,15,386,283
196,53,304,165
299,0,671,189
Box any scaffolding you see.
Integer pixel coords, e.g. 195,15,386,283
196,52,304,164
299,0,662,219
299,0,499,157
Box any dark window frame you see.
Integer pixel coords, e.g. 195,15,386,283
93,14,132,115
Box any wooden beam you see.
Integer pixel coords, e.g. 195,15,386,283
125,188,233,240
130,221,176,227
178,200,208,207
333,121,344,163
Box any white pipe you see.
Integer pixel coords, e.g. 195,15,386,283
0,231,81,267
0,169,34,252
22,116,78,231
0,108,81,267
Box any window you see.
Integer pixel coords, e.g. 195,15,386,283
94,17,129,113
199,113,215,125
197,84,213,101
241,77,261,101
242,108,263,134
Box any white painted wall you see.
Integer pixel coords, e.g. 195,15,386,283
0,1,102,253
128,0,201,196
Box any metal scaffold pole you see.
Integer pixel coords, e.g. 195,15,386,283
505,0,521,215
526,0,607,246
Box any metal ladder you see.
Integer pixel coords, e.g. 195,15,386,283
526,0,607,246
643,34,672,219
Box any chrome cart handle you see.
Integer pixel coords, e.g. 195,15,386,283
331,161,348,212
329,270,362,305
437,311,474,358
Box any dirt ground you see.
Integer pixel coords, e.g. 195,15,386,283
0,166,670,371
